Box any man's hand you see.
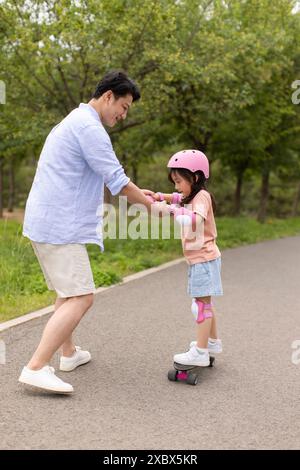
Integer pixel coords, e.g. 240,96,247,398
141,189,164,202
141,189,155,196
120,182,154,209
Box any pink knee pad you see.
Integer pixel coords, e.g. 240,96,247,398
191,299,213,323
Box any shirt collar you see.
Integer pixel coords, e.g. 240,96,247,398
79,103,101,122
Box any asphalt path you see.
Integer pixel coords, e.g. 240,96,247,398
1,236,300,449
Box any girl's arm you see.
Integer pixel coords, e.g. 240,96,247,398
141,190,182,204
170,206,204,233
152,202,203,228
155,192,182,204
168,204,197,225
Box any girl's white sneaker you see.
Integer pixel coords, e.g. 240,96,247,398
18,365,73,394
59,346,91,372
174,345,210,367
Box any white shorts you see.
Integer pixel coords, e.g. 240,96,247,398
30,241,96,298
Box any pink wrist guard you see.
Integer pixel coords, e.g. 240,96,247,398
156,192,165,202
171,192,182,205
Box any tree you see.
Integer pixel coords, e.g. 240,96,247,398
0,0,180,211
211,0,300,219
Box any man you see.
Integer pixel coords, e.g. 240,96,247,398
19,71,153,394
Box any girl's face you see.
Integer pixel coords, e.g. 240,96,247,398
171,171,192,198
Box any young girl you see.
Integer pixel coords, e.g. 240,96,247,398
150,149,223,367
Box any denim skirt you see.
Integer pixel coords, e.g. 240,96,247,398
187,257,223,298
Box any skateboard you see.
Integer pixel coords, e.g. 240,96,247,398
167,356,215,385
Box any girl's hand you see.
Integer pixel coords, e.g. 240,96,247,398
141,189,158,203
141,189,163,202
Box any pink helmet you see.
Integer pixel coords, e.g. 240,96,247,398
167,149,209,178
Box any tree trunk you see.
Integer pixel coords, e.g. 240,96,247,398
233,171,243,216
192,131,211,154
257,168,270,223
7,158,15,212
0,157,3,218
122,153,128,175
132,161,138,186
291,180,300,217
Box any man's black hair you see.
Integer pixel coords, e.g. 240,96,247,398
92,70,141,101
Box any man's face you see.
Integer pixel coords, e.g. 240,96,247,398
101,91,133,127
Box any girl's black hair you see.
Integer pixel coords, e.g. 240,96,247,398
168,168,216,212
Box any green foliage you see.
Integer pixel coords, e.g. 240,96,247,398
1,216,300,322
91,266,121,287
1,1,300,218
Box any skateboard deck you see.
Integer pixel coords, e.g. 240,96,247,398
168,356,215,385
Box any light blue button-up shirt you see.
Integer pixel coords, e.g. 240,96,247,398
23,103,130,250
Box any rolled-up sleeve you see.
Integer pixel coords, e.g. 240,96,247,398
194,193,209,219
78,124,130,195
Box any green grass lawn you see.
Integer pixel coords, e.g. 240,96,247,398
1,216,300,323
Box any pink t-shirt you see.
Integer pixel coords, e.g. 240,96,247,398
181,190,221,264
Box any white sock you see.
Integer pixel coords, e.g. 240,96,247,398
196,347,208,354
208,338,218,343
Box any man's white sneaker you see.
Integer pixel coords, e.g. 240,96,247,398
190,338,222,354
59,346,91,372
174,345,210,367
18,365,73,394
